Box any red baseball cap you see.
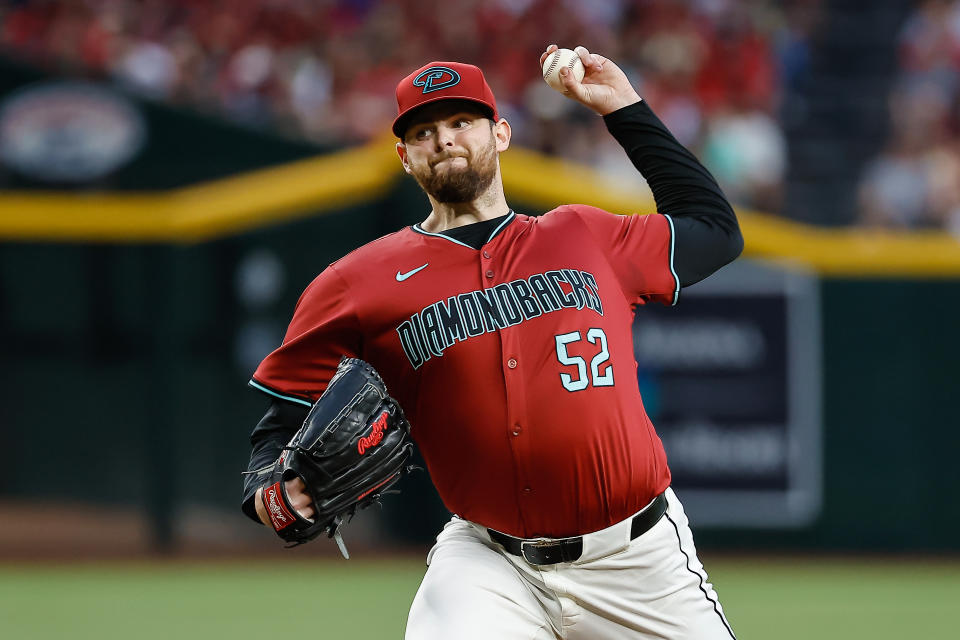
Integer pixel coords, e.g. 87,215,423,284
392,61,499,138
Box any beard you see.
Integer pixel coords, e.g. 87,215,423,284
411,139,498,203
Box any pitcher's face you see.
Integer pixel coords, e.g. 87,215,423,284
398,102,503,203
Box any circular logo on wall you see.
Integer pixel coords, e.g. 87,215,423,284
0,81,146,183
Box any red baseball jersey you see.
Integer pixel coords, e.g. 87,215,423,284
251,206,679,538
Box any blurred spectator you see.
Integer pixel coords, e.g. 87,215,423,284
858,0,960,235
0,0,822,213
114,39,179,97
702,105,786,212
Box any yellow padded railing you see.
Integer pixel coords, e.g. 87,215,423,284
1,136,958,276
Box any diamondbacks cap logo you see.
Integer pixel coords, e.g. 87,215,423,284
393,61,498,136
413,66,461,94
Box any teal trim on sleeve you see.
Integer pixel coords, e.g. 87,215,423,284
664,214,681,306
247,379,313,407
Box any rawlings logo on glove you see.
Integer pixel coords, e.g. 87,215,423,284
358,411,390,454
261,358,416,556
263,482,296,531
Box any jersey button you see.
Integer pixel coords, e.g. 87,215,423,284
512,425,521,436
507,358,517,369
485,269,494,279
483,250,491,259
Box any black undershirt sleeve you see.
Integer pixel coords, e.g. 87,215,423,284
241,398,310,523
603,101,743,287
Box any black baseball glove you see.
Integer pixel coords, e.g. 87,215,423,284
260,357,415,556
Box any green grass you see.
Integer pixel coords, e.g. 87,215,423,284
0,556,957,639
712,558,960,638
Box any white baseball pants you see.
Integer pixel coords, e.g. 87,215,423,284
405,488,735,640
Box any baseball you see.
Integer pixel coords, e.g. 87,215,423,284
542,48,585,93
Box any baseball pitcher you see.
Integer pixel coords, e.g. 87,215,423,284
242,45,742,639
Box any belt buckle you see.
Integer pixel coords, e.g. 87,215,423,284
520,537,555,565
520,536,581,565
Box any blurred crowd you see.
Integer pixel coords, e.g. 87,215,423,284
0,0,822,212
858,0,960,235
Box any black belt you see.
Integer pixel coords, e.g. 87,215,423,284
487,492,668,566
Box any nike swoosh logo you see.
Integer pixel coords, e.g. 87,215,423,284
396,263,429,282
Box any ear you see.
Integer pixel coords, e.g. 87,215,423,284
396,141,413,174
493,118,511,152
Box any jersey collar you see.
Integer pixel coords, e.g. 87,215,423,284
411,210,516,249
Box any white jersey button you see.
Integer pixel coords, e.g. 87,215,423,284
507,358,518,369
483,250,491,259
485,269,494,279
